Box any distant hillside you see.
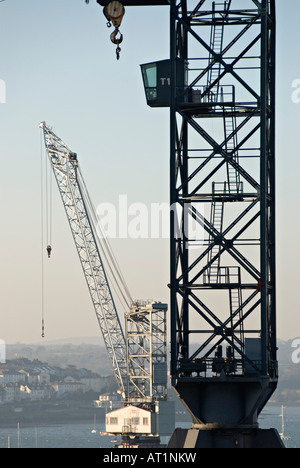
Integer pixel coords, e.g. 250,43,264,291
6,337,300,405
6,340,111,376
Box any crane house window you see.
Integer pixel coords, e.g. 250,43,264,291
110,417,118,425
141,63,157,102
143,417,149,425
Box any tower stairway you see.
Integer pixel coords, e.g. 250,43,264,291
227,267,244,355
224,108,242,194
206,182,225,283
206,1,230,101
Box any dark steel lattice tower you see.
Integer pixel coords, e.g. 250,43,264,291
99,0,283,447
167,0,282,447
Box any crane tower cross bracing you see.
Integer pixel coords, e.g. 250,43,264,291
96,0,283,448
168,0,278,433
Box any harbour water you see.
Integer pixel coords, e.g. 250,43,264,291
0,405,298,448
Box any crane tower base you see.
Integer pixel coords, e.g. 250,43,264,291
167,427,285,449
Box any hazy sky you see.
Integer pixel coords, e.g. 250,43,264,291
0,0,300,345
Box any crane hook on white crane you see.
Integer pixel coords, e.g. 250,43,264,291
41,319,45,339
103,1,125,60
46,245,52,258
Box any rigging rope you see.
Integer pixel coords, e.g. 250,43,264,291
40,131,45,338
77,165,133,311
40,127,55,337
45,141,53,251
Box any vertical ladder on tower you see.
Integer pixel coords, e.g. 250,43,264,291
205,2,231,285
227,267,244,355
205,0,244,297
224,104,242,194
207,1,242,194
206,1,226,101
206,1,231,101
207,182,225,283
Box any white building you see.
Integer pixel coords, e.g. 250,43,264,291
105,401,175,437
106,405,154,435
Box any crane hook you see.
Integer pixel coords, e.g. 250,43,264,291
110,28,123,60
103,1,125,60
110,28,123,45
46,245,52,258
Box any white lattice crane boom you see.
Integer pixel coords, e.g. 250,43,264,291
40,121,128,398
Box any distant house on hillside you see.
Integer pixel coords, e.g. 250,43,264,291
2,384,20,403
38,371,51,385
80,375,105,393
52,377,84,397
20,384,52,401
0,370,25,385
